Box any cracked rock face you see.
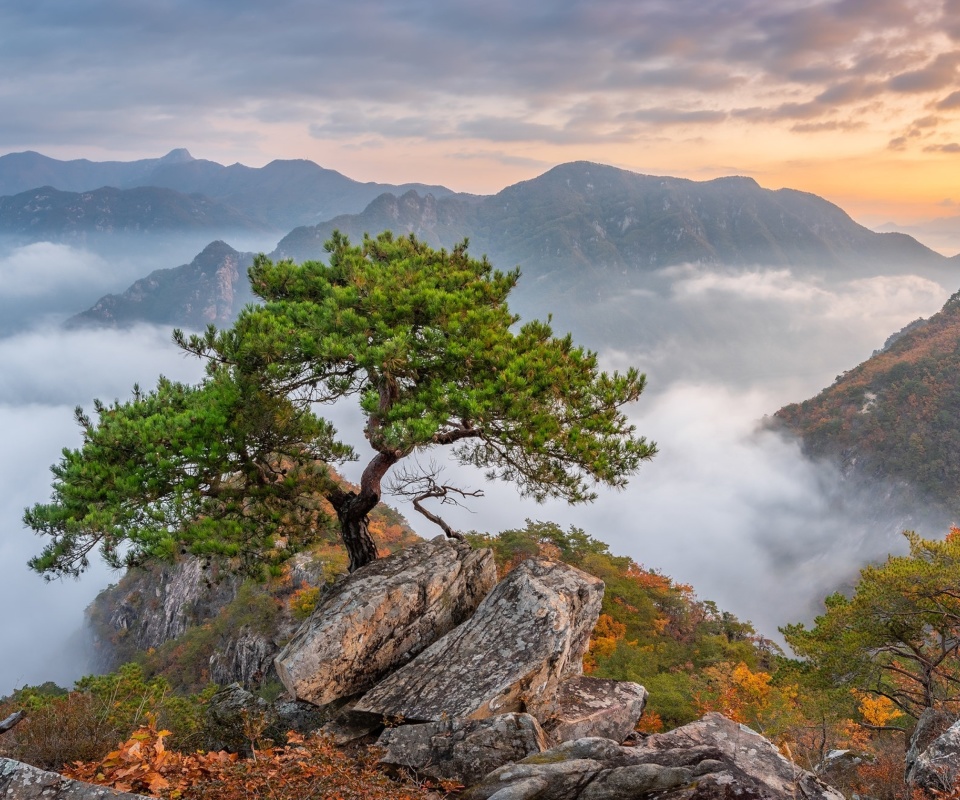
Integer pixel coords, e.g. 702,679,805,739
907,716,960,792
377,713,549,786
0,757,151,800
533,676,648,745
463,714,845,800
274,537,496,706
354,557,605,723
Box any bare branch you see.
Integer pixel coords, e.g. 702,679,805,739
388,463,483,541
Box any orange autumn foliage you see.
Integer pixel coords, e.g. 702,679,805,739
584,613,629,674
66,719,439,800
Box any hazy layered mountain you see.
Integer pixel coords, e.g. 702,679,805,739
72,161,958,357
276,162,953,294
0,185,267,243
68,240,255,329
0,149,459,231
0,149,197,196
774,291,960,521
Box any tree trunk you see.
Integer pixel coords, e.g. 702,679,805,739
328,450,399,573
335,494,381,573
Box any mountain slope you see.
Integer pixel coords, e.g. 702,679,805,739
0,149,459,231
68,240,256,329
0,149,195,196
71,161,957,348
0,185,267,242
276,162,952,294
774,291,960,516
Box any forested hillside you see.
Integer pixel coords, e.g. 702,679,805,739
775,288,960,517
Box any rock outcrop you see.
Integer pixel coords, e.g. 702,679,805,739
354,557,604,723
0,757,150,800
91,557,240,661
906,714,960,792
905,707,958,788
275,537,496,706
536,677,647,745
377,713,549,786
463,713,844,800
203,683,333,755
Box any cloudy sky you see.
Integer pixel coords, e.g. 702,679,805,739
4,0,960,692
4,0,960,226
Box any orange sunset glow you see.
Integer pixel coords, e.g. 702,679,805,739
3,0,960,243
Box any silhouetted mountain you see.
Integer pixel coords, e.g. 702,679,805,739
276,162,953,296
0,149,194,196
774,291,960,519
71,162,958,349
0,185,267,242
67,241,255,329
0,149,459,231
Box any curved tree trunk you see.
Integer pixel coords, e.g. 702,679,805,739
328,450,398,572
335,495,381,573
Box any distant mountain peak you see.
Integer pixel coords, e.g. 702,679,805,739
160,148,194,164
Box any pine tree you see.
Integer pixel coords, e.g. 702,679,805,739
27,232,656,576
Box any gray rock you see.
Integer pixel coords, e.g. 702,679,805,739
275,537,496,706
0,757,150,800
906,716,960,792
355,558,604,722
204,683,340,754
377,713,548,786
534,677,647,745
320,705,385,745
90,556,240,669
464,713,845,800
816,748,872,788
905,707,957,786
204,683,274,754
209,624,277,687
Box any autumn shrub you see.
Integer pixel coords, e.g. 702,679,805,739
66,720,441,800
0,690,119,771
0,664,214,771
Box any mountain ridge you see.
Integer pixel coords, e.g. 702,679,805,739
0,149,461,231
774,290,960,520
71,160,958,336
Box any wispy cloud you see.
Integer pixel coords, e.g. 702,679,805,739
2,0,959,167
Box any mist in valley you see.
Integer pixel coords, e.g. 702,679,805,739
1,243,956,692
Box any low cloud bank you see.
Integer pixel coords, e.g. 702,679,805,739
0,324,204,693
2,264,954,692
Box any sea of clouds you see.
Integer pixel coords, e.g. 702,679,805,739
0,240,954,692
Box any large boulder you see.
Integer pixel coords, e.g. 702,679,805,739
275,537,496,706
463,713,845,800
377,713,549,786
905,707,958,787
355,557,604,723
534,677,647,745
906,716,960,792
0,757,150,800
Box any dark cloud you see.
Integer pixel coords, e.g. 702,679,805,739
1,0,957,157
924,142,960,152
791,119,867,133
888,51,960,93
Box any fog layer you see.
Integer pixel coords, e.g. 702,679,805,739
1,263,954,692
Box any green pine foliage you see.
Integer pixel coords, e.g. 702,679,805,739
782,528,960,720
26,230,655,578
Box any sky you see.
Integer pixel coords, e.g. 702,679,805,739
3,0,960,228
3,0,960,692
